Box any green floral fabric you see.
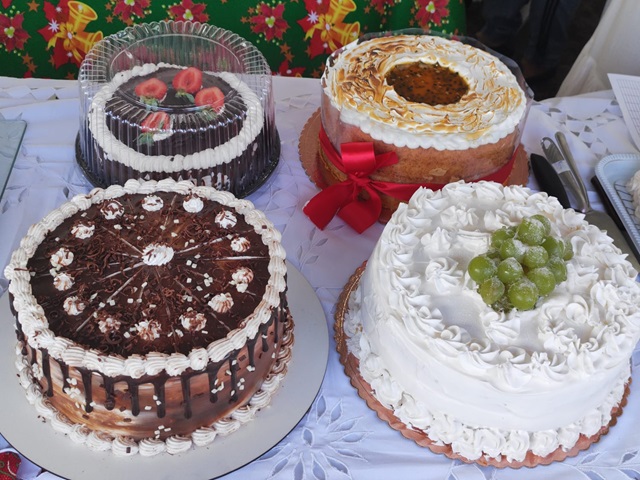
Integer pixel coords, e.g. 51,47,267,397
0,0,466,79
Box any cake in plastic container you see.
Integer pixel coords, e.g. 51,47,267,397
319,30,533,217
77,21,279,197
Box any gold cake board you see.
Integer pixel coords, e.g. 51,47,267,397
334,263,630,469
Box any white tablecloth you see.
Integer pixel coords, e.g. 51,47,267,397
1,76,640,480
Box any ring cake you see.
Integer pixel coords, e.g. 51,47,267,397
342,181,640,467
320,33,530,215
4,179,292,456
78,22,278,197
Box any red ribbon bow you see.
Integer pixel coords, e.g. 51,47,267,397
304,127,519,233
303,128,421,233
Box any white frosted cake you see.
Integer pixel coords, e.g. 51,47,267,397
343,181,640,466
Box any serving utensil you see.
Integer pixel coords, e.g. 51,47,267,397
539,133,640,272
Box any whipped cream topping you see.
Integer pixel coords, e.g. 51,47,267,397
345,181,640,462
322,35,527,150
71,222,95,239
88,63,264,173
142,195,163,211
53,272,74,291
183,194,204,213
216,210,237,228
51,247,73,269
141,243,174,266
100,200,124,219
209,292,234,313
231,236,250,252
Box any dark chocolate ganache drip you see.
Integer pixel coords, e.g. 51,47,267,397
25,191,270,357
104,67,247,156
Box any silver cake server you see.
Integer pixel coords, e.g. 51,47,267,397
542,133,640,273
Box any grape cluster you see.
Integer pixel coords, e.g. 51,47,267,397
467,214,574,311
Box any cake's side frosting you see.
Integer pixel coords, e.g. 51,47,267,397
322,35,527,150
344,181,640,462
5,178,291,456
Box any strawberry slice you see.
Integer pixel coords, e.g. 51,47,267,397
140,111,171,132
138,111,172,146
173,67,203,100
195,86,225,113
134,78,167,106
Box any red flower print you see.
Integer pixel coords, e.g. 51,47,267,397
112,0,150,23
277,60,305,77
370,0,395,15
297,0,360,59
38,1,103,68
0,12,30,51
250,3,288,42
168,0,208,23
415,0,449,27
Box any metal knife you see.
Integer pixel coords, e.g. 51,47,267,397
530,153,571,209
540,135,640,272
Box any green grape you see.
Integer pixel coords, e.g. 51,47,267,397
526,267,557,296
499,238,525,261
508,279,539,310
542,236,565,259
563,239,574,260
473,215,573,312
497,257,524,284
548,257,568,283
468,255,498,283
491,227,516,249
478,277,506,305
531,214,552,236
486,248,501,261
516,217,547,246
522,245,550,269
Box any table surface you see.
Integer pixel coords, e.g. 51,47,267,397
1,75,640,480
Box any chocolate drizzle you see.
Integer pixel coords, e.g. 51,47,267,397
18,303,288,422
41,350,53,397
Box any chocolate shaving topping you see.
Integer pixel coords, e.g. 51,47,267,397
26,192,270,357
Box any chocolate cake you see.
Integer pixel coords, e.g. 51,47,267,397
5,179,293,456
81,63,277,197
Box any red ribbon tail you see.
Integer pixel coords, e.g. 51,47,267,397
303,182,356,230
338,187,382,234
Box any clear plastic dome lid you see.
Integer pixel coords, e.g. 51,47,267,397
77,21,279,198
